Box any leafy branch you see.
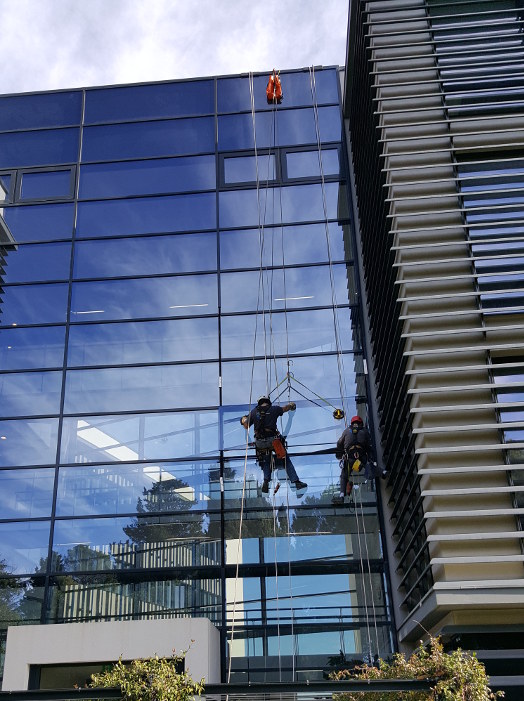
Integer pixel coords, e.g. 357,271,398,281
89,650,204,701
330,636,503,701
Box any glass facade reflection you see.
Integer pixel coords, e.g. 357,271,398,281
0,69,393,682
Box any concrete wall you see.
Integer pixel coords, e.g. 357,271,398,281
2,618,220,691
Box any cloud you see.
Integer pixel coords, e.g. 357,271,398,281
0,0,347,94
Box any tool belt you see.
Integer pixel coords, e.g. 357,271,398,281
255,435,287,458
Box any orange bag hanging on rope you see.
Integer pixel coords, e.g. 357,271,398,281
272,438,287,459
266,70,283,104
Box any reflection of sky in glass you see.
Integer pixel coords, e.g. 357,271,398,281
0,468,55,519
220,264,353,313
60,411,219,463
0,242,71,284
0,418,59,466
0,325,65,370
70,274,218,321
0,520,51,574
0,370,63,417
219,182,345,228
220,222,349,269
68,317,219,366
73,232,217,279
79,155,216,198
64,362,219,414
1,284,69,326
221,307,358,358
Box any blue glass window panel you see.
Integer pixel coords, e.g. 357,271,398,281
67,318,219,366
56,461,220,517
0,284,69,326
221,307,358,359
60,411,219,464
221,355,358,411
76,193,216,238
51,515,221,572
0,467,55,519
84,80,214,124
286,148,340,179
0,92,81,131
0,326,65,370
73,233,217,279
218,106,341,151
219,222,350,269
0,371,62,417
70,274,218,322
0,417,59,466
64,363,219,414
0,173,12,202
219,182,347,229
224,154,276,184
217,69,339,113
1,203,74,242
0,128,79,169
20,170,73,200
0,520,51,575
220,264,354,313
0,242,71,284
82,117,215,162
79,155,216,199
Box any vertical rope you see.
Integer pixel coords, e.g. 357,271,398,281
309,65,380,661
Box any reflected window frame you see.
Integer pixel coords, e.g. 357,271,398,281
219,145,343,189
219,150,280,187
282,145,343,183
0,169,15,203
17,166,76,203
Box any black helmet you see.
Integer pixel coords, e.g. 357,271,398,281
257,395,271,407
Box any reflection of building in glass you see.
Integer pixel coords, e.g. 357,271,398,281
0,69,393,685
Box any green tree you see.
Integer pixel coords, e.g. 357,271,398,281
89,650,204,701
330,635,503,701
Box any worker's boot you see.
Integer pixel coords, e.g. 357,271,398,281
261,480,269,493
294,480,307,490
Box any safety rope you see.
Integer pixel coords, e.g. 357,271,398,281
309,65,380,662
226,72,273,684
354,481,381,658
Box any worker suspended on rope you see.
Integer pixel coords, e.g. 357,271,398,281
241,395,307,493
266,70,283,104
332,415,386,504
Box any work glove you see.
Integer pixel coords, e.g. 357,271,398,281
288,402,296,411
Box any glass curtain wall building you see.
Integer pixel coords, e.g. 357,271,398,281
0,69,394,684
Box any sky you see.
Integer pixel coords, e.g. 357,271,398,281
0,0,348,95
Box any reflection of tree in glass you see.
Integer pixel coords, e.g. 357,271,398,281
123,477,220,569
0,558,22,627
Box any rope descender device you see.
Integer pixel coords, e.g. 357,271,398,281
266,69,283,104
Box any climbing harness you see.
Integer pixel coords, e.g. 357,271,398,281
266,69,283,104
